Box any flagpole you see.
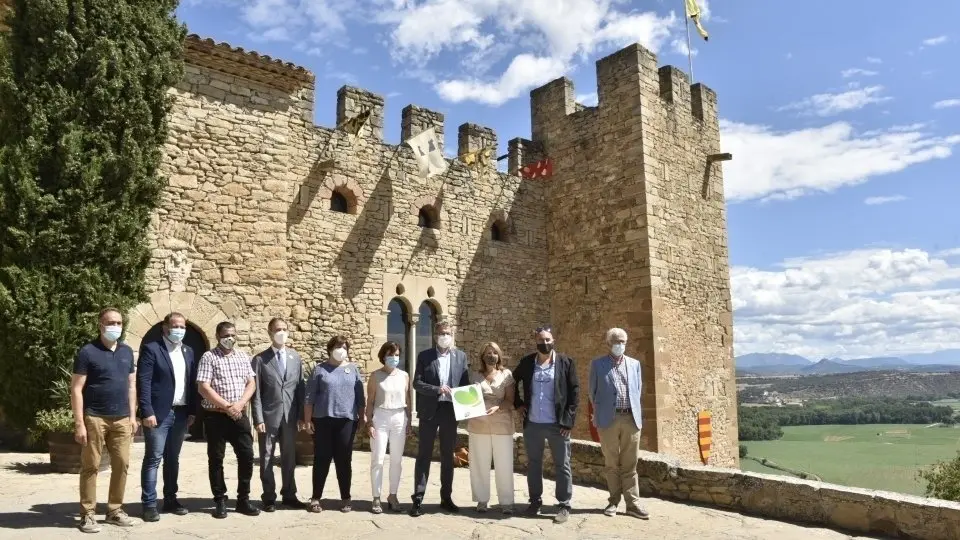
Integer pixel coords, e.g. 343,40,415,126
684,1,694,83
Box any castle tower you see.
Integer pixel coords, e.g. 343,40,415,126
529,44,738,466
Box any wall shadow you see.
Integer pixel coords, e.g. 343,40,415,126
333,153,397,300
286,159,333,233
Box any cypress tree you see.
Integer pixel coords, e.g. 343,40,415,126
0,0,185,429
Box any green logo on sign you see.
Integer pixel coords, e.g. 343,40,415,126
453,386,481,407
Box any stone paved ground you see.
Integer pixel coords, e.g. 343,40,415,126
0,441,870,539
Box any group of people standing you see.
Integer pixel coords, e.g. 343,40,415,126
70,308,650,534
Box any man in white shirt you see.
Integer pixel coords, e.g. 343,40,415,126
136,312,198,522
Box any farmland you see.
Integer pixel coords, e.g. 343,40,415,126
741,424,960,495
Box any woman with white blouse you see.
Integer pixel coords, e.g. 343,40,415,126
364,341,412,514
467,342,516,514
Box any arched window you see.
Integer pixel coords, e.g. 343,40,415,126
330,191,349,213
386,298,410,371
416,301,438,354
491,221,506,242
418,206,438,229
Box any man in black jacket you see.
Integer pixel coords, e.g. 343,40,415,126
513,325,579,524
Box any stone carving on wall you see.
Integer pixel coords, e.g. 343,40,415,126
158,221,198,293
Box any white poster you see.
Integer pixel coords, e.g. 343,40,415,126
404,127,448,177
451,383,488,421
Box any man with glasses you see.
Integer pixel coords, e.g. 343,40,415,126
513,325,580,524
71,307,139,533
196,321,260,519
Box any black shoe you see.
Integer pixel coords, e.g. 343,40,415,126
142,507,160,522
282,498,306,510
162,499,189,516
235,499,261,516
213,499,227,519
409,503,424,517
525,502,543,516
262,502,276,513
440,499,460,513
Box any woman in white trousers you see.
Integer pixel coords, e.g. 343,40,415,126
365,341,412,514
467,342,516,514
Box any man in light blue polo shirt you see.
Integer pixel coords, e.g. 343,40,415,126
588,327,648,520
513,325,579,524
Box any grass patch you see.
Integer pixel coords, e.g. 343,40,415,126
741,424,960,495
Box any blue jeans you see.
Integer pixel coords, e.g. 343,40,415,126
140,406,190,508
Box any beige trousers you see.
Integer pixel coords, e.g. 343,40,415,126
79,415,133,516
597,412,641,509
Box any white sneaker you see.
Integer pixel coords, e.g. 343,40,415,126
603,503,617,517
104,510,136,527
79,514,101,534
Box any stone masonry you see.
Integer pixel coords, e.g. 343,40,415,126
114,34,736,467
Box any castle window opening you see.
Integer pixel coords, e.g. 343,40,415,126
386,298,410,372
416,301,438,353
491,221,507,242
418,206,438,229
330,190,349,213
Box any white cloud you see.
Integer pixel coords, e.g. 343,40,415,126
235,0,352,45
576,92,598,106
865,56,882,64
864,195,907,205
777,86,891,117
841,68,878,78
379,0,677,105
733,247,960,358
922,35,949,47
720,120,960,202
934,99,960,109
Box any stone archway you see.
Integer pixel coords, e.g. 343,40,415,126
124,290,228,360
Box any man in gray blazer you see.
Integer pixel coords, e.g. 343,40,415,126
409,320,470,517
251,318,306,512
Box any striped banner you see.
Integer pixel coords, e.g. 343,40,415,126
698,410,712,464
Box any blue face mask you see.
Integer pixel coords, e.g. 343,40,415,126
168,328,186,343
385,356,400,368
103,325,122,342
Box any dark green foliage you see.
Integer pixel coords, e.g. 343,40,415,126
0,0,185,429
919,451,960,502
738,444,747,459
738,398,956,441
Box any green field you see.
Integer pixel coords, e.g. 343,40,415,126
741,424,960,495
933,399,960,412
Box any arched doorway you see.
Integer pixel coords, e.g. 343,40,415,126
140,321,210,441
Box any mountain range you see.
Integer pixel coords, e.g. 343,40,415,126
735,350,960,376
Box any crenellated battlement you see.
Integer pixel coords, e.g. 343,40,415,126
530,42,719,143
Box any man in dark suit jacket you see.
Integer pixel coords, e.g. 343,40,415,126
409,320,469,517
251,317,307,512
137,312,198,522
513,325,580,524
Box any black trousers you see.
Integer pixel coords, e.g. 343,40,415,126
311,417,357,500
204,411,254,501
412,401,457,503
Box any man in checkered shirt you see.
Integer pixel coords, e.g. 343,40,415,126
196,321,260,519
588,327,648,521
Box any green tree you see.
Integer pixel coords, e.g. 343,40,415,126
0,0,185,429
919,451,960,502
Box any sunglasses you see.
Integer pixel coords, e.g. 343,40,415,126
535,325,552,333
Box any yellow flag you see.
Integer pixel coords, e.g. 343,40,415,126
459,147,492,168
340,109,370,136
685,0,709,41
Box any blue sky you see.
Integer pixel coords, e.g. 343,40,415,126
176,0,960,359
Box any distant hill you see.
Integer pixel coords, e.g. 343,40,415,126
737,370,960,401
736,353,812,368
735,350,960,376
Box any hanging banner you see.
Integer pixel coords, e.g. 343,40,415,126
404,127,448,177
698,409,712,464
520,158,553,179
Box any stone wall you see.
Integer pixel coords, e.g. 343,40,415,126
527,44,737,465
123,36,551,381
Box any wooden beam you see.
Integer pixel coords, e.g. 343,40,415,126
707,152,733,163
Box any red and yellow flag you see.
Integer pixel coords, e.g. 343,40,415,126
698,410,712,464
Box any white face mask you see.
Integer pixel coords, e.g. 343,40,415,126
611,343,626,357
331,347,348,362
272,331,288,346
219,336,236,350
437,335,453,350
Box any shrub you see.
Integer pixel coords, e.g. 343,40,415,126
739,444,748,458
919,451,960,502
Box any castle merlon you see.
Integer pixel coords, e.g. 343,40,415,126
530,42,720,142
